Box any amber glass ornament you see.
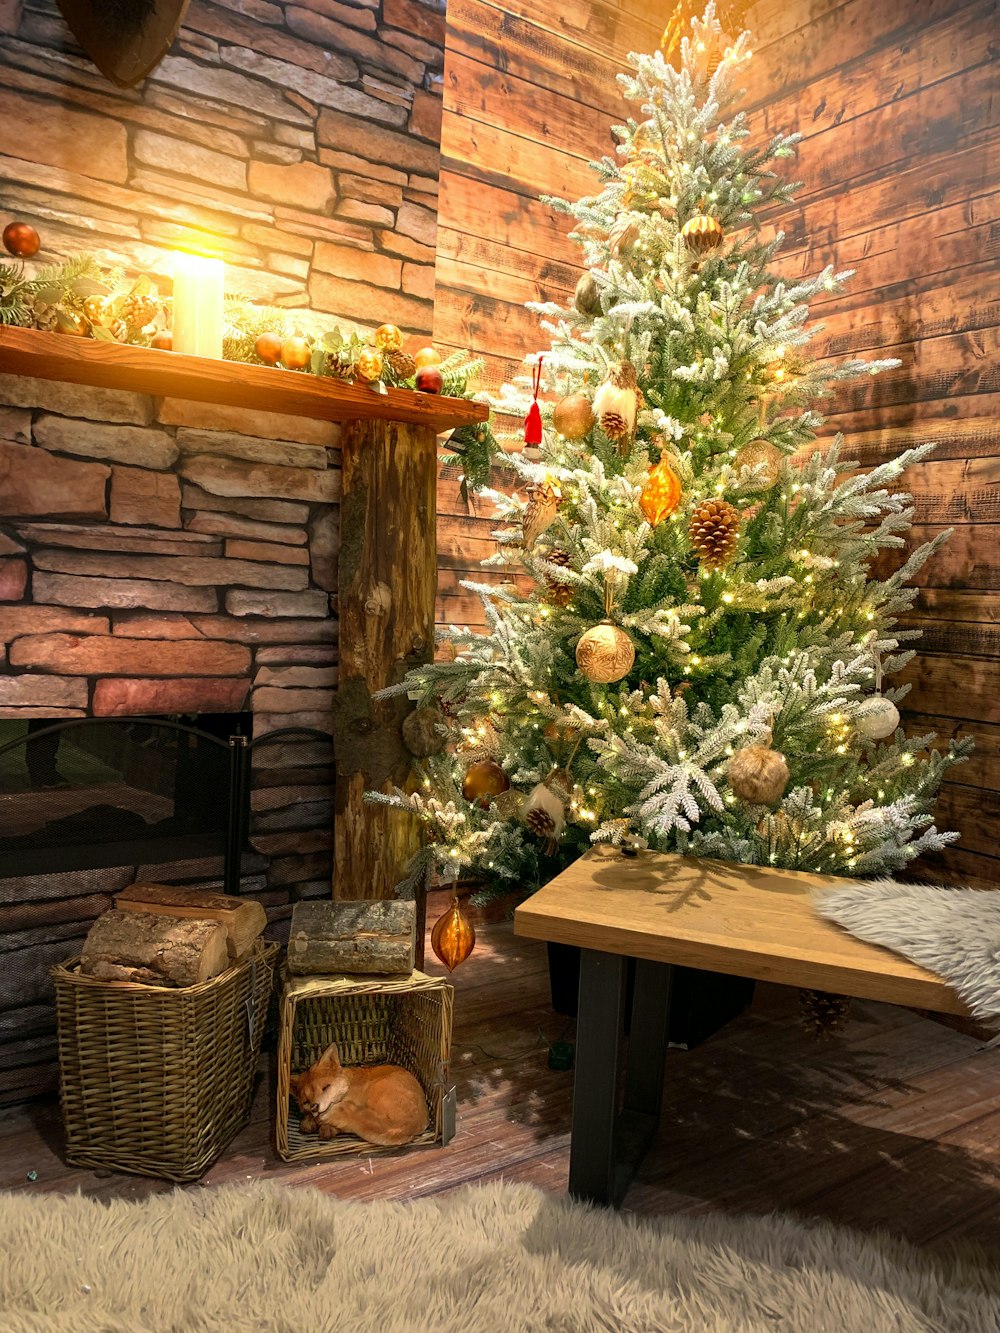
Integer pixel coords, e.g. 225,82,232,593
576,621,635,683
552,392,594,440
374,322,403,352
689,497,740,568
280,336,311,370
431,896,475,972
2,221,40,258
639,458,682,526
414,346,442,370
461,758,510,804
355,347,384,382
734,439,782,491
681,214,724,256
255,331,284,365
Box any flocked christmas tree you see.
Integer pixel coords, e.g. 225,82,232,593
370,3,971,905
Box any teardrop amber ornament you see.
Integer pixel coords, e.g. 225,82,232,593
431,897,476,972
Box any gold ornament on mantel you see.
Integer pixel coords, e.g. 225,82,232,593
521,478,561,550
374,322,403,352
728,734,790,806
576,620,636,684
681,213,724,256
355,346,384,382
431,896,475,972
552,392,595,440
734,439,783,491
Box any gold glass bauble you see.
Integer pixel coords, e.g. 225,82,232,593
552,392,594,440
639,458,682,526
734,440,783,491
374,322,403,352
355,347,384,382
576,621,635,684
728,743,789,806
431,897,475,972
461,758,510,803
681,214,724,255
414,346,442,370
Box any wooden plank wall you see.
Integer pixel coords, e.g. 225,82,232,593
434,0,999,889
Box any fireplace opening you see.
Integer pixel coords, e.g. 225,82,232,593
0,713,252,880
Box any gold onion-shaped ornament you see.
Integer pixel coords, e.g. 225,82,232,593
576,620,635,684
681,214,724,256
431,896,475,972
728,738,790,806
521,479,561,549
552,392,594,440
689,497,740,568
734,439,783,491
639,457,683,526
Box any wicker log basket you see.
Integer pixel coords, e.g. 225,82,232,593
276,970,454,1162
52,940,279,1182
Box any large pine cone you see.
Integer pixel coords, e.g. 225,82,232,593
543,549,573,606
689,497,740,568
799,988,851,1040
387,349,416,379
121,292,158,328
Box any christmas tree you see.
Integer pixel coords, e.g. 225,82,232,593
371,3,970,903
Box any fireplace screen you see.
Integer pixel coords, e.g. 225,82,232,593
0,713,250,879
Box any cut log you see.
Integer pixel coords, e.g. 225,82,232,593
81,910,229,987
286,900,416,976
114,883,266,959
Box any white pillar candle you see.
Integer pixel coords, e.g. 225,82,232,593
171,254,225,358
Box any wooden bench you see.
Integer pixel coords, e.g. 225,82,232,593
514,846,969,1207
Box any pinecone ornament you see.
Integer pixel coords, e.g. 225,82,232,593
32,300,60,332
521,480,561,549
326,353,354,380
593,360,639,457
799,988,851,1040
689,497,740,568
121,290,158,329
387,349,416,380
522,781,566,854
542,548,573,606
108,318,129,342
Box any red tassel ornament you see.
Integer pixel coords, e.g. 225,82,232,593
524,357,544,446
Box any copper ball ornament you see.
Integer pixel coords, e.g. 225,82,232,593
552,392,594,440
415,365,443,394
431,896,475,972
355,346,384,382
576,621,635,684
728,742,790,806
280,336,311,370
2,221,40,258
681,214,724,256
735,439,783,491
461,758,510,804
414,346,442,370
255,331,284,365
374,322,403,353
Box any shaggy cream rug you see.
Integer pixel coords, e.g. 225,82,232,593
1,1181,997,1333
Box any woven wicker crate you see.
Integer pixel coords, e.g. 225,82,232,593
52,940,278,1183
276,970,453,1162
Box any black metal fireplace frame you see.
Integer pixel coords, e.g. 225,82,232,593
0,718,331,894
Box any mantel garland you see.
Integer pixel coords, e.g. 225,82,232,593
0,248,499,495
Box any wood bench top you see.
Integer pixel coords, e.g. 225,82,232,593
514,847,970,1016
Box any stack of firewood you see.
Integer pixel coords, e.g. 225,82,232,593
80,884,267,988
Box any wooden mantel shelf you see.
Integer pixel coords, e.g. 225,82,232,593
0,325,488,430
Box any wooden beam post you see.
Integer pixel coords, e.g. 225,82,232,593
333,418,437,906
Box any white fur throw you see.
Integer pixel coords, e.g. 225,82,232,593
815,880,1000,1021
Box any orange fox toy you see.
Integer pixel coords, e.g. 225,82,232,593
290,1042,429,1147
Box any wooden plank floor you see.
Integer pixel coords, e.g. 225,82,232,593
2,920,999,1252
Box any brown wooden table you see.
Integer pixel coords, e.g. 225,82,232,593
514,846,969,1207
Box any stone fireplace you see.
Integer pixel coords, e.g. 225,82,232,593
0,370,340,1102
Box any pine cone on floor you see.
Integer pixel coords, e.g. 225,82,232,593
799,988,851,1040
689,497,740,568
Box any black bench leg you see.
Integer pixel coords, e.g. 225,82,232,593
568,952,673,1208
568,949,627,1206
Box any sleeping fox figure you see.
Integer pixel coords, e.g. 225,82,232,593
290,1042,429,1147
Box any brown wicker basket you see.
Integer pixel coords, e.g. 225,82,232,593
276,970,453,1162
52,940,278,1183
